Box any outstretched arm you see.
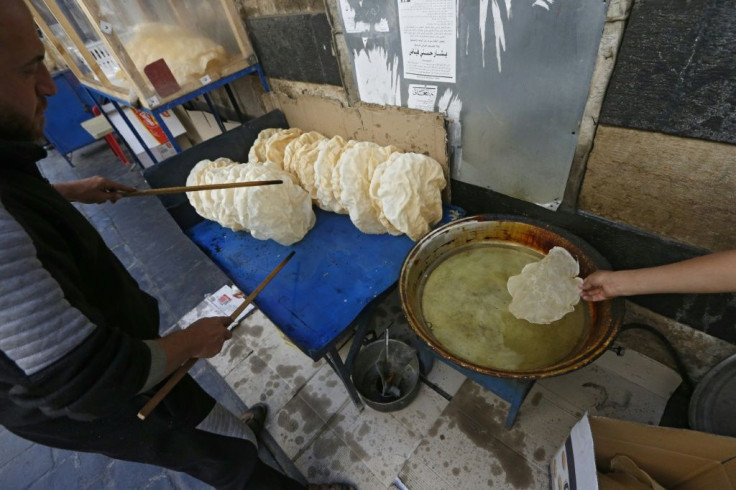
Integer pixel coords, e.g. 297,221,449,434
53,176,136,204
581,249,736,302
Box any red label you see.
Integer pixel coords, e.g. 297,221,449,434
131,108,168,145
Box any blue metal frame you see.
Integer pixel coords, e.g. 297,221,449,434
83,64,271,166
44,70,101,166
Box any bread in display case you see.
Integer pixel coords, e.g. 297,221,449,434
26,0,258,109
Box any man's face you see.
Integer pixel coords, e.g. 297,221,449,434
0,2,57,142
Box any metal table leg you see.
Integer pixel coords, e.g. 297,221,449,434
319,287,397,411
324,346,364,410
111,100,158,166
203,93,227,133
152,110,182,153
224,84,245,123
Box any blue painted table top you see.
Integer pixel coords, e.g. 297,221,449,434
187,206,464,359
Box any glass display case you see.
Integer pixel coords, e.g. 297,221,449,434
26,0,258,110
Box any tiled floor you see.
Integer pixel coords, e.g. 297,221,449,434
186,283,688,489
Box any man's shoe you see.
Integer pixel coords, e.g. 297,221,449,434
240,403,268,436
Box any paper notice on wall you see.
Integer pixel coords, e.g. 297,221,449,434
407,84,438,111
398,0,456,83
339,0,390,34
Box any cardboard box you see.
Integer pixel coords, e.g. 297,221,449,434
263,92,451,200
551,414,736,490
103,104,186,168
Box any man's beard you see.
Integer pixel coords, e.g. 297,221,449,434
0,102,44,142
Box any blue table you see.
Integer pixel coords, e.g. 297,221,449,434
187,206,464,408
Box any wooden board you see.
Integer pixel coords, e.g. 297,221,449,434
600,0,736,145
578,125,736,251
264,92,448,171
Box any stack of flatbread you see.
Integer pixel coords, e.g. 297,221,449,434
186,157,315,246
246,128,447,241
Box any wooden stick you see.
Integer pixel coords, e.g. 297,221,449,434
123,180,283,197
228,251,295,331
137,251,295,420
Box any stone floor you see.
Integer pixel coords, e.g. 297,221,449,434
3,139,734,489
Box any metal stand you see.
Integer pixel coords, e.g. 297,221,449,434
83,63,271,167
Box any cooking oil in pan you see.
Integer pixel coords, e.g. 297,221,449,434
421,245,587,371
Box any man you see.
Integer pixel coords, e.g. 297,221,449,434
0,2,342,488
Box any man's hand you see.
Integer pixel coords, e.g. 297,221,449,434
155,316,232,377
53,176,136,204
184,317,233,359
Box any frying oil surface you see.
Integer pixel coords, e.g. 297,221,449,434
421,245,587,371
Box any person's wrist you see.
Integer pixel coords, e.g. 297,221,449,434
182,329,201,358
611,270,635,297
166,328,198,359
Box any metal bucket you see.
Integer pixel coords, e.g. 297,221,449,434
352,339,421,412
399,214,624,379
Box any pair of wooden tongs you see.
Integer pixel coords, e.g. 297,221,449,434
137,251,295,420
123,180,283,197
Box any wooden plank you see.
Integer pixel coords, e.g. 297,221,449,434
27,2,84,81
600,0,736,145
30,3,130,103
38,0,113,89
219,0,256,61
150,58,251,109
75,0,155,106
578,125,736,251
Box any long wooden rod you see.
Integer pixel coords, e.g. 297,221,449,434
137,251,295,420
124,180,283,197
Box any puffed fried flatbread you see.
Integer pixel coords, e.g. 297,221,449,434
313,136,355,214
507,246,583,324
371,152,445,240
247,128,279,164
286,132,327,195
338,142,398,234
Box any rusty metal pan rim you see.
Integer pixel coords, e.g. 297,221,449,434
399,214,624,379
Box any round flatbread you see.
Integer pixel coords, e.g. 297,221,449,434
371,152,445,241
247,128,279,164
338,142,398,234
286,132,327,196
507,246,584,324
242,161,315,245
283,131,325,176
263,128,303,169
313,136,351,214
186,157,236,221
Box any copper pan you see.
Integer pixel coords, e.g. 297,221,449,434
399,214,624,379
